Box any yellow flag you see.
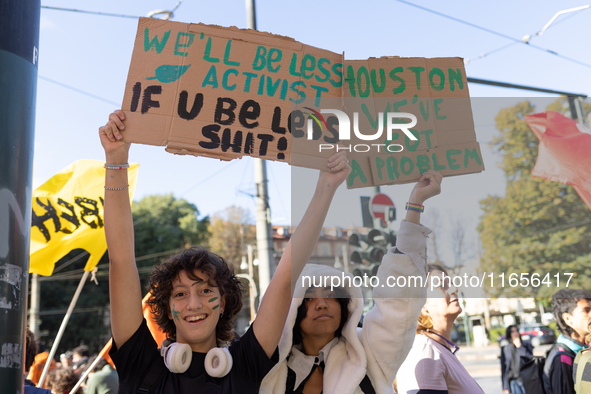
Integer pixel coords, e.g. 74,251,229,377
30,160,139,276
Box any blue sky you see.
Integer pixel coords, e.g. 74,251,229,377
35,0,591,234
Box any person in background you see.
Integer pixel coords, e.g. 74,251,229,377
60,351,73,368
24,328,52,394
86,357,119,394
27,341,57,388
47,367,79,394
395,264,484,394
573,317,591,393
260,171,441,394
72,345,90,374
543,289,591,394
500,324,534,394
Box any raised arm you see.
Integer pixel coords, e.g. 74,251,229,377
360,170,442,391
252,151,351,357
99,110,144,348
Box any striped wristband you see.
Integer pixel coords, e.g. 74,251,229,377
104,163,129,170
405,202,424,213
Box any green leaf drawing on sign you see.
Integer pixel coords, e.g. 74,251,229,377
147,64,191,83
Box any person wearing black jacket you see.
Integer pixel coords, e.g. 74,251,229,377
500,325,533,394
543,289,591,394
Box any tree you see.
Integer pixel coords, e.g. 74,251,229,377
208,206,255,270
477,99,591,298
132,193,210,269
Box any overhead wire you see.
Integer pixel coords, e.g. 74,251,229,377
38,76,120,107
40,6,140,19
395,0,591,70
465,10,587,64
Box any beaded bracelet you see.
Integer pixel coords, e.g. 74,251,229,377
405,202,424,213
104,163,130,170
104,185,129,191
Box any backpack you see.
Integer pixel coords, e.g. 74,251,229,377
519,348,573,394
520,355,546,394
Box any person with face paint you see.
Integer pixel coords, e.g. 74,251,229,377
260,170,443,394
99,110,351,394
395,265,484,394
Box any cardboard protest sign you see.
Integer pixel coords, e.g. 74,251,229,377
121,17,484,188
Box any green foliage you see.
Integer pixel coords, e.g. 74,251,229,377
488,327,505,343
477,99,591,298
208,206,255,269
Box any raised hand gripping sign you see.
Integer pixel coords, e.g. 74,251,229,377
121,18,484,188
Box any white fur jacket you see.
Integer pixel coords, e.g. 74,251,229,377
260,220,431,394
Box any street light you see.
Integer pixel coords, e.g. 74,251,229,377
522,5,590,43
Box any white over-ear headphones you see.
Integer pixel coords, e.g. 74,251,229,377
160,339,233,377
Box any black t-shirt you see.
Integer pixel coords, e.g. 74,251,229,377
110,319,278,394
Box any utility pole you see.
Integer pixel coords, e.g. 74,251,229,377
0,1,40,393
246,0,275,296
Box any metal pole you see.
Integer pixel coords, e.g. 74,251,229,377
0,1,39,393
38,270,90,387
29,273,40,338
254,159,275,297
247,244,256,321
246,0,275,296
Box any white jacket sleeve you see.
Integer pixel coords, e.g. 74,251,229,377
359,219,430,394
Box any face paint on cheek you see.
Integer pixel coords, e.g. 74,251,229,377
208,297,218,303
171,304,181,322
212,304,220,310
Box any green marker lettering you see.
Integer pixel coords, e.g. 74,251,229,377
345,65,356,97
400,156,415,175
416,154,431,174
375,157,386,180
432,152,446,171
420,129,434,148
408,66,425,90
266,76,282,97
419,100,430,121
301,54,316,80
268,48,282,72
174,32,195,57
144,28,170,53
289,53,301,77
357,67,370,98
404,130,421,152
389,67,406,94
446,149,461,170
448,68,464,91
386,157,400,180
223,39,240,66
348,160,367,187
222,69,238,91
330,63,343,88
464,148,482,167
202,65,219,88
252,46,266,70
371,68,386,93
315,58,331,83
434,99,447,120
203,37,220,63
242,71,258,93
429,68,445,91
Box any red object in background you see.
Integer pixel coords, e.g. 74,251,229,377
100,292,167,369
524,111,591,210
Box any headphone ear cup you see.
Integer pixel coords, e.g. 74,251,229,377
204,347,233,377
161,342,192,373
